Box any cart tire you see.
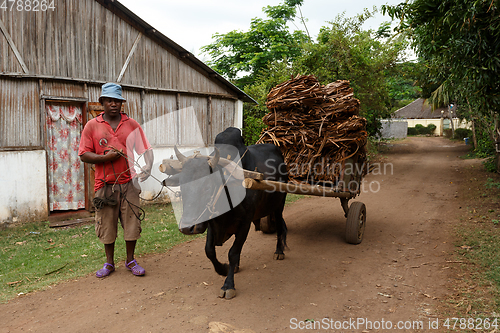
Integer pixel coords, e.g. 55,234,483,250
260,215,277,234
345,202,366,244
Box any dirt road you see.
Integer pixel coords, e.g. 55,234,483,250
1,137,471,332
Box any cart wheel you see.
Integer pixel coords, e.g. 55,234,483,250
260,215,277,234
345,202,366,244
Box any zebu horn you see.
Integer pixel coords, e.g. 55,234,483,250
174,145,188,164
208,147,220,169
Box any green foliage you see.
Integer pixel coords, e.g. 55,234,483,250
407,127,418,136
241,61,298,145
484,157,497,173
474,128,496,159
453,128,472,141
383,0,500,152
386,61,423,112
201,0,309,86
242,115,267,145
427,123,436,133
203,1,418,138
485,178,500,190
407,124,436,135
414,124,424,131
463,119,497,172
294,11,410,136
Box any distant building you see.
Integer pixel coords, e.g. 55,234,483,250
393,98,469,136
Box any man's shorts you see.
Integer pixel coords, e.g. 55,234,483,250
94,179,142,244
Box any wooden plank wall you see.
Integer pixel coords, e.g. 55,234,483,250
210,98,236,143
0,0,233,95
142,92,178,146
0,0,242,150
0,79,41,147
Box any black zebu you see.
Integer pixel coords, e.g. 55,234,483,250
160,127,288,299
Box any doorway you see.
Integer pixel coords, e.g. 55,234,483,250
45,102,85,212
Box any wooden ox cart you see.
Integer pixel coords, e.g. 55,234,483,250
241,154,367,245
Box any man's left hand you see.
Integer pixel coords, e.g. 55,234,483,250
137,167,152,182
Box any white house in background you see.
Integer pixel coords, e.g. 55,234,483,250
0,0,254,226
393,98,470,136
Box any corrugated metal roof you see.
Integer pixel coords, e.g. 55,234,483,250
98,0,256,104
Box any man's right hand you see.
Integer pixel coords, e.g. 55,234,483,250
80,150,123,164
104,150,122,162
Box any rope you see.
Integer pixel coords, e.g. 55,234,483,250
102,144,166,202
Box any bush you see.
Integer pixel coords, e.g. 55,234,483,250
407,127,418,135
407,124,437,136
454,128,473,140
242,115,267,145
427,123,437,133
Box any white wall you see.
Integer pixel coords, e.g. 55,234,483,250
407,118,471,136
0,150,48,225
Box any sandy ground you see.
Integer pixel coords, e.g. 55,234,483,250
1,136,472,333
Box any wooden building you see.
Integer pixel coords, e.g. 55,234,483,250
0,0,254,225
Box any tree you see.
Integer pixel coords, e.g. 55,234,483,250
201,0,309,87
202,3,417,143
383,0,500,168
297,10,410,135
386,61,423,112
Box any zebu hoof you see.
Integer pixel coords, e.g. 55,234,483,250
274,253,285,260
219,288,236,299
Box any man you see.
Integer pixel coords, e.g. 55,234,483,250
79,82,154,277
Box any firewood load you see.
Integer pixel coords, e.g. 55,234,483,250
257,74,368,184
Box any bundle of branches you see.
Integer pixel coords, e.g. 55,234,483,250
258,75,368,184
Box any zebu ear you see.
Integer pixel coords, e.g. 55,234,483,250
174,145,188,164
208,147,220,169
162,174,181,187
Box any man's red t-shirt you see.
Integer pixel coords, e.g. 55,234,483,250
78,113,151,191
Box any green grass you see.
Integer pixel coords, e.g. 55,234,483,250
0,203,200,303
459,228,500,292
451,167,500,316
285,193,304,205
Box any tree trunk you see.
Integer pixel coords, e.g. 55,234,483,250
495,115,500,173
472,119,478,149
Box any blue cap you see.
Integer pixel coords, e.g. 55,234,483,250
99,83,126,102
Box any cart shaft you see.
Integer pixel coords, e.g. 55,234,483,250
242,178,353,198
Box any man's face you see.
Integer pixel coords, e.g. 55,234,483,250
101,97,122,117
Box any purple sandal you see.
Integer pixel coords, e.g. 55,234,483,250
96,263,114,278
126,259,145,276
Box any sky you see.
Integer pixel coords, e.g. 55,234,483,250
118,0,404,61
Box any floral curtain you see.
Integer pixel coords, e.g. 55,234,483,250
46,103,85,211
